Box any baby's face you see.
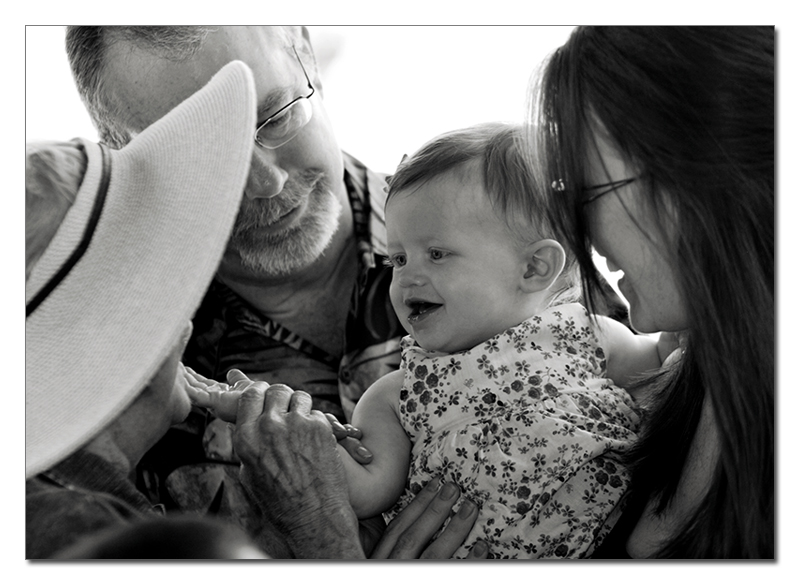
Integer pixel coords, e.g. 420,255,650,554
385,169,530,354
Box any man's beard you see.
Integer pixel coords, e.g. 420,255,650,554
229,171,343,277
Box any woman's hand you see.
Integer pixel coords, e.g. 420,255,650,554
365,479,489,559
230,371,365,559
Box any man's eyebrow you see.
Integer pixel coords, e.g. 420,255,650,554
256,87,293,122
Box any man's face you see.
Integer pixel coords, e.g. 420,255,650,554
102,27,346,277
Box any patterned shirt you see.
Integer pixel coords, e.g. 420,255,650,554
138,151,404,510
387,304,641,559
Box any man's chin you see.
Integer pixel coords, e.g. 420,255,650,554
230,193,342,278
234,235,329,278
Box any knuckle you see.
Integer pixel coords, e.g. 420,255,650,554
426,497,451,517
240,386,262,401
390,532,417,557
382,516,405,540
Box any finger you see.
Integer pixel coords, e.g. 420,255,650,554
226,369,252,387
184,370,215,394
387,482,460,559
343,424,363,439
419,498,480,559
370,479,458,559
338,436,373,465
288,390,313,414
262,383,294,414
231,385,269,462
186,366,229,390
234,385,267,429
183,379,211,407
463,540,489,560
326,412,350,440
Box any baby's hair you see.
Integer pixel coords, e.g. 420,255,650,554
388,122,580,306
26,141,87,279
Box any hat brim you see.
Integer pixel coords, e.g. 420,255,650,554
26,61,256,478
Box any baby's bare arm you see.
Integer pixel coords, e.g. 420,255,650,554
594,316,663,388
340,370,412,519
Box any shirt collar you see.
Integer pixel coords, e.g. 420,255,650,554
40,448,162,516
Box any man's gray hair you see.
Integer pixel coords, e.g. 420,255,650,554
65,26,305,149
65,27,212,148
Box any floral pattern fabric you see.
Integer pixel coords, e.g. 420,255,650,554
386,303,641,558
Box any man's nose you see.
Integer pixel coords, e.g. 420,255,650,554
244,150,289,199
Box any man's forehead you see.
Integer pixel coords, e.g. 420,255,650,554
103,26,295,129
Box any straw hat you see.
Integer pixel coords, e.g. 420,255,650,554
25,60,256,478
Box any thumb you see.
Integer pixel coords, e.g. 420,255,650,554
227,368,251,386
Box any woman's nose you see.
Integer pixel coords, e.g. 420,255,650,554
244,150,289,199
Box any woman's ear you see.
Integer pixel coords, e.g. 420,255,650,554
521,239,566,293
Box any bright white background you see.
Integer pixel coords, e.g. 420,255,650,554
15,10,799,584
26,26,630,297
25,26,574,174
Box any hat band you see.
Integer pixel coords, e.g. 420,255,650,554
26,144,112,318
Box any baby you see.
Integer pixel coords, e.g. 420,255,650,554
188,123,675,558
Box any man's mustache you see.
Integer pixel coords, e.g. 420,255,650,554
233,171,324,233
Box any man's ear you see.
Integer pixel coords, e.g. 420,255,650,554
521,239,566,293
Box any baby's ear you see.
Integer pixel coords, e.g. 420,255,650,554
520,239,566,293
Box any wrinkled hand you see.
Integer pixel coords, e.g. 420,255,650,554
183,368,373,465
230,370,364,559
366,479,489,559
325,412,373,465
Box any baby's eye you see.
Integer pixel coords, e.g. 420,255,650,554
429,248,449,261
383,254,407,268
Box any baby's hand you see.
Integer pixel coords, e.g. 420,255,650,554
183,365,242,423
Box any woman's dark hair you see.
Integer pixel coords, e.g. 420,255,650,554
529,26,774,558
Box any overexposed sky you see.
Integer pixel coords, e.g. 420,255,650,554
26,26,573,173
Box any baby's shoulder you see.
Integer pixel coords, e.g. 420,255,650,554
365,368,405,401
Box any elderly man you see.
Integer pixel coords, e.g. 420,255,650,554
65,26,404,516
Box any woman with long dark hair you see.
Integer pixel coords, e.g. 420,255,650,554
529,26,774,558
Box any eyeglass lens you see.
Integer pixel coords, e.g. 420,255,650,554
256,98,313,148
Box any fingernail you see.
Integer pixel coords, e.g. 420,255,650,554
440,482,458,500
424,477,442,492
458,499,477,518
471,541,487,556
356,446,372,459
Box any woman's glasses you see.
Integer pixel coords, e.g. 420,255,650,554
581,177,637,206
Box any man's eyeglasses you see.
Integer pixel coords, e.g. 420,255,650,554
254,46,315,149
581,177,637,206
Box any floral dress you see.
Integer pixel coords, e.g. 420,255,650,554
385,303,641,559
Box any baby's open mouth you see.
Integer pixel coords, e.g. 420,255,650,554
406,300,443,323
